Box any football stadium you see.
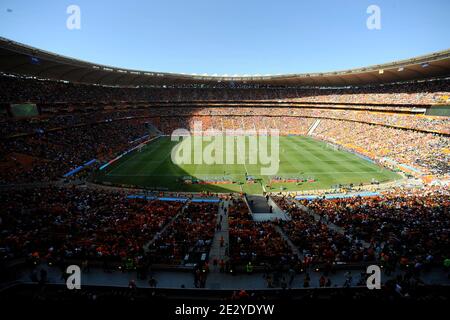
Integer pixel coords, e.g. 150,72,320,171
0,1,449,316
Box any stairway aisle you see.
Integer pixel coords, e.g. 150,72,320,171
208,199,230,272
143,201,188,253
307,119,321,135
273,225,303,260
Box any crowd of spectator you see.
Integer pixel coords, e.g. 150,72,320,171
1,106,448,146
181,108,449,133
0,109,157,137
2,185,448,274
1,74,448,104
0,187,182,265
272,185,450,272
313,119,449,177
272,196,370,267
149,202,217,265
0,118,149,183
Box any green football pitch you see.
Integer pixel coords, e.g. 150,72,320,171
94,136,401,194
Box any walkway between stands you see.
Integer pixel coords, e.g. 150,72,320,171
208,200,230,273
17,263,450,290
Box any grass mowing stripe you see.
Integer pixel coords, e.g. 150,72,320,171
286,136,336,175
300,137,366,180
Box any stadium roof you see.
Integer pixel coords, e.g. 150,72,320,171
0,37,449,87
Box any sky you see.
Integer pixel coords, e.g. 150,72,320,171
0,0,449,75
